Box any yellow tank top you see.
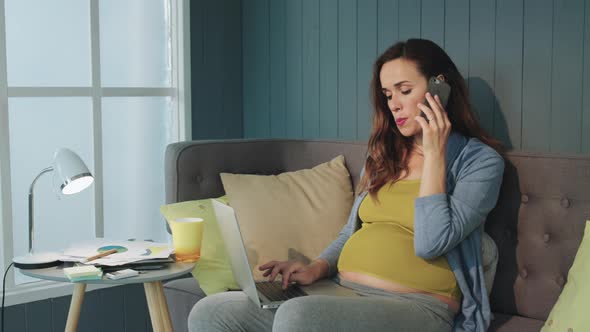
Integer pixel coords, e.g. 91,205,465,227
337,180,462,301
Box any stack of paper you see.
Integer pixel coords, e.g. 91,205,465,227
63,265,103,282
59,238,174,266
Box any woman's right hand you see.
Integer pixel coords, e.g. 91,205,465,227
258,259,328,289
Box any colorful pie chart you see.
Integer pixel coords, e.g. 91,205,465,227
97,245,128,253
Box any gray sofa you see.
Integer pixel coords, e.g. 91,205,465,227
163,139,590,331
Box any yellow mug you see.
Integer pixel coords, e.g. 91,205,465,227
168,217,204,263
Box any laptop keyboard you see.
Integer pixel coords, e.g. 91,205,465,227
256,281,307,302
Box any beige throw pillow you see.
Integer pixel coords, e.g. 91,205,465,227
220,155,353,281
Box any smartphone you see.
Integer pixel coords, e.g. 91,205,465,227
421,76,451,120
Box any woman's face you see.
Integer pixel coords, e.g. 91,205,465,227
380,58,428,138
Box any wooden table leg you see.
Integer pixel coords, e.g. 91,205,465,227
155,281,173,331
144,281,173,332
144,282,163,331
65,283,87,332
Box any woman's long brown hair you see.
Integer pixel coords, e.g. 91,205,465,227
358,39,502,196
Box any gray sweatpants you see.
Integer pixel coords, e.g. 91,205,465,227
188,277,455,332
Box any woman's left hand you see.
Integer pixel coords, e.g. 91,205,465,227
415,92,451,157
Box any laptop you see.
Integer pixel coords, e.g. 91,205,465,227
212,199,359,309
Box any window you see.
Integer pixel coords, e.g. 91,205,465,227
0,0,190,304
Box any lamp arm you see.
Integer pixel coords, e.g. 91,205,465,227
28,166,54,254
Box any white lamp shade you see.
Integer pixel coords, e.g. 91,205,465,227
53,148,94,195
13,148,94,269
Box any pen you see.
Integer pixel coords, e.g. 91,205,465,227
82,248,118,263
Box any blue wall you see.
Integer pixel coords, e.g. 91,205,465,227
191,0,243,140
3,284,154,332
239,0,590,154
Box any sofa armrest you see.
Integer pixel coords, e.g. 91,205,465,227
163,277,207,332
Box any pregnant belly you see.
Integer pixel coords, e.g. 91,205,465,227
337,224,460,312
339,271,460,313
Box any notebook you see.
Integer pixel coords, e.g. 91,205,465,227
63,265,103,282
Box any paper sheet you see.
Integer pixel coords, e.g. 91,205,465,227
59,238,174,266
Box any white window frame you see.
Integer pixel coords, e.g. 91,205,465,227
0,0,191,306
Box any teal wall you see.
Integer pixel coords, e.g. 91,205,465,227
3,284,154,332
191,0,243,140
239,0,590,154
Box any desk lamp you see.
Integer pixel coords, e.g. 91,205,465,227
13,148,94,269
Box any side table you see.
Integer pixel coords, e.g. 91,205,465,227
19,262,194,332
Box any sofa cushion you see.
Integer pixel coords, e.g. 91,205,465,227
220,155,353,280
160,196,238,295
485,154,590,320
489,313,544,331
163,277,207,332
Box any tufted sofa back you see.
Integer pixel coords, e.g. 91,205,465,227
165,139,368,202
165,139,590,322
485,152,590,320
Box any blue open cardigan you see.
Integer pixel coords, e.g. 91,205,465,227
318,132,505,332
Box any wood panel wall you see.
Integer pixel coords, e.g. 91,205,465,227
3,284,153,332
241,0,590,153
191,0,243,140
